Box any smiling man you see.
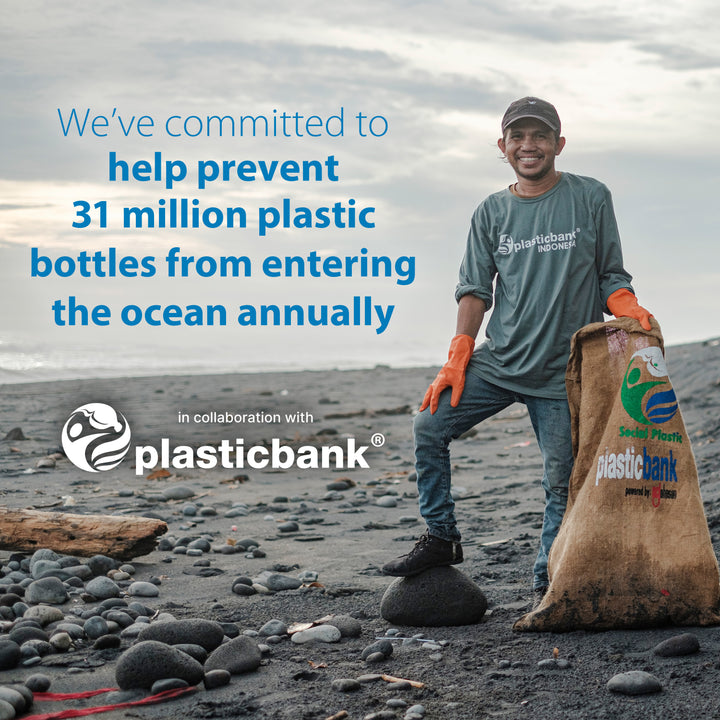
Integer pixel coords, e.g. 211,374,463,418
382,97,653,608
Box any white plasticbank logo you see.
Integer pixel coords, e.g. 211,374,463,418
498,229,579,256
62,403,373,474
62,403,132,472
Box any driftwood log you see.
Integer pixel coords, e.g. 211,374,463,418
0,508,168,560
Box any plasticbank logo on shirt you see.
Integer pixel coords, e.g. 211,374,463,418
497,228,580,256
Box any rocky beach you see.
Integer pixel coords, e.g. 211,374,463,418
2,337,720,720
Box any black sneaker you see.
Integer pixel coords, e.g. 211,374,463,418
381,531,463,577
532,585,549,610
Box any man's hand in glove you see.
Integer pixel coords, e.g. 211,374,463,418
420,334,475,414
607,288,653,331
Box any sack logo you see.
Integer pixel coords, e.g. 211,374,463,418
620,347,678,425
61,403,131,472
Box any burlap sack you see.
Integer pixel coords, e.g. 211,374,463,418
514,317,720,631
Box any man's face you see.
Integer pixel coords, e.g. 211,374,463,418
497,118,566,182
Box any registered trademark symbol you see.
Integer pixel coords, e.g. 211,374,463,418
371,432,385,447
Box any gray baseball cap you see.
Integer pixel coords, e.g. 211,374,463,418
501,97,561,134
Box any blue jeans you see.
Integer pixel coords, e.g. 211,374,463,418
413,372,573,589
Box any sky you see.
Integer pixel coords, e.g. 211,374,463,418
1,0,719,379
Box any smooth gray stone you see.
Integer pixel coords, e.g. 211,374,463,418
137,618,225,651
252,571,302,592
24,673,51,691
8,626,48,645
127,582,160,598
0,698,16,720
653,633,700,657
84,616,110,639
232,583,256,596
290,625,341,644
24,577,68,605
23,605,64,626
320,614,362,638
259,619,287,637
331,678,362,692
204,669,231,689
204,636,262,674
115,640,204,689
0,686,27,712
150,677,189,694
29,549,59,571
607,670,663,695
381,566,487,626
85,576,121,600
86,555,116,577
361,640,393,660
162,485,196,500
30,559,63,579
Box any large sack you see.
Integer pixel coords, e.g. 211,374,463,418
515,317,720,631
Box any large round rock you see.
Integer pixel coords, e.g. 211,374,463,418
380,566,487,626
137,619,225,652
115,640,204,689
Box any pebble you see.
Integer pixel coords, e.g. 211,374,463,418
127,581,160,598
537,658,571,669
137,619,225,652
24,578,68,605
232,583,257,596
204,669,231,689
607,670,663,695
204,636,262,674
375,496,398,508
0,687,26,713
8,626,48,645
331,678,362,692
291,625,342,644
252,572,302,592
86,555,116,577
0,642,20,671
85,576,120,600
361,639,393,660
0,699,15,720
24,673,51,692
653,633,700,657
115,640,205,689
49,632,72,651
23,606,64,626
259,619,287,637
381,566,487,626
84,616,109,639
162,485,196,500
277,521,299,533
93,634,122,650
150,677,189,694
320,614,362,638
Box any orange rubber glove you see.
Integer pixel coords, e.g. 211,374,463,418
607,288,653,331
420,334,475,414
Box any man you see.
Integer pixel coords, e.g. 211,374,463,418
382,97,652,606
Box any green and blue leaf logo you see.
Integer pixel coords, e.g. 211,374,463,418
621,347,679,425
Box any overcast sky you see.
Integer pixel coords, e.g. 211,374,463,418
1,0,718,378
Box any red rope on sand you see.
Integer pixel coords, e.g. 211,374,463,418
23,686,197,720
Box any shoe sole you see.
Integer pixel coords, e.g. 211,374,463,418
381,557,463,577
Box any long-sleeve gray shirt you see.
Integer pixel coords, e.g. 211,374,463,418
456,172,633,398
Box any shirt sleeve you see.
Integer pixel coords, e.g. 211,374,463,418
454,203,497,309
593,184,634,310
